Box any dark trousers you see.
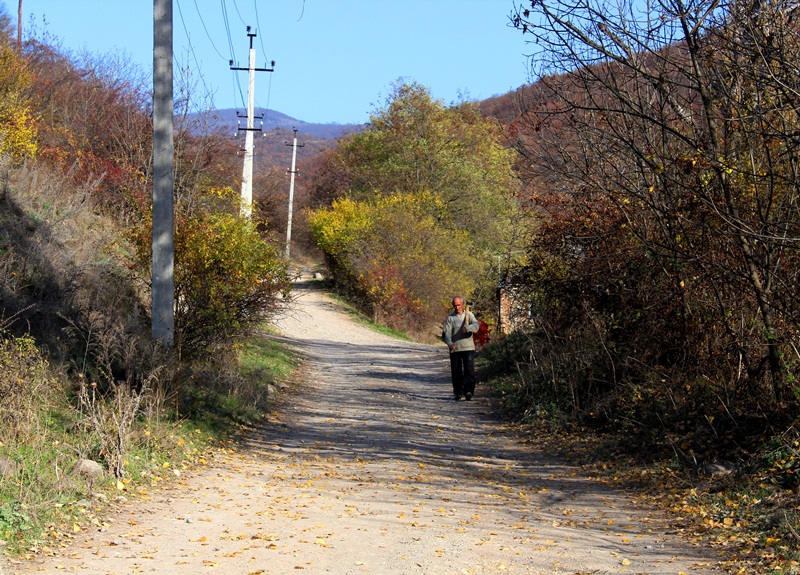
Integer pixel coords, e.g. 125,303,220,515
449,350,476,396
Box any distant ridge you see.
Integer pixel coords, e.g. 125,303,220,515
204,108,363,140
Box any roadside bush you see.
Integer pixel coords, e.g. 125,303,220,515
308,192,479,338
0,331,60,442
171,212,292,356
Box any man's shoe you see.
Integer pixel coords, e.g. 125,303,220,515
465,392,473,401
454,394,461,400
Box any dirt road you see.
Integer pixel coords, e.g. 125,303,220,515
8,274,723,574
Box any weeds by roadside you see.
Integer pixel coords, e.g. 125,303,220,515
482,366,800,575
0,327,298,557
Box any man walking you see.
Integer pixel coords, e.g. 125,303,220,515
443,296,480,400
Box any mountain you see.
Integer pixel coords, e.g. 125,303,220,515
205,108,363,140
185,108,363,172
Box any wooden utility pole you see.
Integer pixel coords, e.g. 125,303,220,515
284,128,304,259
17,0,22,51
152,0,175,346
230,28,274,218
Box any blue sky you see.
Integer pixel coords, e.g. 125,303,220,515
13,1,533,125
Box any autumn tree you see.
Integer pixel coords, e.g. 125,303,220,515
0,38,36,162
308,81,524,334
506,0,800,424
309,192,479,336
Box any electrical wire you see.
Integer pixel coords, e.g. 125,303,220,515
189,0,228,61
175,0,214,102
231,0,247,27
220,0,236,62
263,66,274,124
253,0,268,62
221,0,247,109
251,0,271,118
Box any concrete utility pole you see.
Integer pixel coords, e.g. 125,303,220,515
152,0,175,346
230,28,274,218
284,128,304,260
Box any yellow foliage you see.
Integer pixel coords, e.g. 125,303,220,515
170,212,292,353
308,191,480,332
0,102,38,160
307,197,375,258
0,45,37,162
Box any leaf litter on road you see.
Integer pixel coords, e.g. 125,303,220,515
6,275,729,575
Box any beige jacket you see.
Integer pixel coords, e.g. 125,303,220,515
443,310,479,352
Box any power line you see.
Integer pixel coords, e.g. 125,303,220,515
177,0,271,111
175,0,213,100
220,0,236,62
188,0,227,61
264,69,273,117
251,0,272,117
221,0,247,109
235,69,247,109
253,0,267,61
231,0,247,27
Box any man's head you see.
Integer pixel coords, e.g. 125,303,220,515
452,297,464,312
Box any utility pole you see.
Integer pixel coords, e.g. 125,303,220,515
152,0,175,346
230,28,274,218
284,128,304,260
17,0,22,51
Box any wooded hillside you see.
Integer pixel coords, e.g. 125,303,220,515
2,0,800,570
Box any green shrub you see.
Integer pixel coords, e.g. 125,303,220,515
173,213,291,355
130,211,291,356
0,331,60,442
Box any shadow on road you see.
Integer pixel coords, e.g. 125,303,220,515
234,280,721,573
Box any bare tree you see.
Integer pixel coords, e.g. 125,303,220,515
512,0,800,404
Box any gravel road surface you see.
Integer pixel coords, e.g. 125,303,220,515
6,273,723,575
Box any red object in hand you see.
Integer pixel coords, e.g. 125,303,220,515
473,320,491,349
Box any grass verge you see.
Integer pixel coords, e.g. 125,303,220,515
0,327,300,559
